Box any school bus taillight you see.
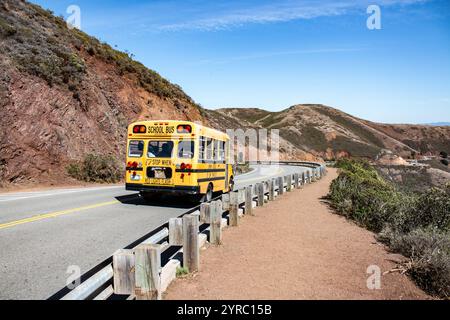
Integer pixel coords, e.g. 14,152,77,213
180,163,192,171
177,125,192,134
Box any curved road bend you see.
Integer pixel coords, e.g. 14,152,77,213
0,165,311,300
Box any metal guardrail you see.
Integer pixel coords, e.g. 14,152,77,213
48,161,326,300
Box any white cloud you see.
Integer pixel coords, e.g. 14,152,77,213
157,0,429,31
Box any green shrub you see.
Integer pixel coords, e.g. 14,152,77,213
329,159,397,232
176,266,189,277
0,19,16,37
379,227,450,298
67,154,122,183
328,159,450,298
235,163,251,175
66,163,82,179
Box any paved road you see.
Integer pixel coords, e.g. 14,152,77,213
0,165,311,300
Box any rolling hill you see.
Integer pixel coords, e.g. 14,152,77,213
210,105,450,160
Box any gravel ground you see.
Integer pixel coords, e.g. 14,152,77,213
165,169,430,300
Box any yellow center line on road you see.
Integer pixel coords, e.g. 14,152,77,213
0,200,120,230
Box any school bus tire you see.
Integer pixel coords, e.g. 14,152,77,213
229,176,234,192
200,183,214,203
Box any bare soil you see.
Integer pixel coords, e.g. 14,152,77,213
164,168,431,300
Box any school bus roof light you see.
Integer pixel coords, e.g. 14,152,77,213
177,125,192,134
133,125,146,134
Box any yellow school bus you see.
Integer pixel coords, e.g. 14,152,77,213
125,120,234,202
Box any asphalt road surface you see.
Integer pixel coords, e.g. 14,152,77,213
0,165,311,300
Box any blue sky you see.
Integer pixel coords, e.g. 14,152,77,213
31,0,450,124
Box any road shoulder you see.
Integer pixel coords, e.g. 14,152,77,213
164,168,430,300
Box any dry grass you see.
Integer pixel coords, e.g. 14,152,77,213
328,159,450,298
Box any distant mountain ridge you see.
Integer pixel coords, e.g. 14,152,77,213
424,122,450,126
208,105,450,160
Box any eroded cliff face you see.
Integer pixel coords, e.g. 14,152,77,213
0,0,204,187
0,57,203,186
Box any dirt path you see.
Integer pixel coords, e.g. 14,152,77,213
165,169,430,300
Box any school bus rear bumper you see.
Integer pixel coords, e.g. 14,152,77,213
126,183,200,195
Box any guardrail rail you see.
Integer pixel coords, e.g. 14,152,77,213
48,161,327,300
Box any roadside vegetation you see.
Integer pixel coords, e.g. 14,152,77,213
67,154,122,183
235,163,252,175
0,1,199,106
176,266,189,278
328,159,450,298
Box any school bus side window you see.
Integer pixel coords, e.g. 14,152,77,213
213,140,223,163
129,140,144,157
206,138,213,160
178,141,195,159
219,140,226,163
199,136,206,161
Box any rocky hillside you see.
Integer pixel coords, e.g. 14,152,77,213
204,109,318,162
0,0,204,187
213,105,450,160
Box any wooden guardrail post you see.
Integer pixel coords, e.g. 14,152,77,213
278,176,284,195
245,185,253,216
182,214,199,273
256,183,264,206
271,179,277,198
134,244,161,300
238,188,245,204
169,218,183,246
222,193,230,211
264,181,269,203
113,249,135,295
229,191,239,226
210,200,223,245
200,203,211,224
286,175,292,192
294,173,300,189
268,179,275,201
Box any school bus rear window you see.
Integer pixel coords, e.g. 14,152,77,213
129,140,144,157
147,141,174,158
